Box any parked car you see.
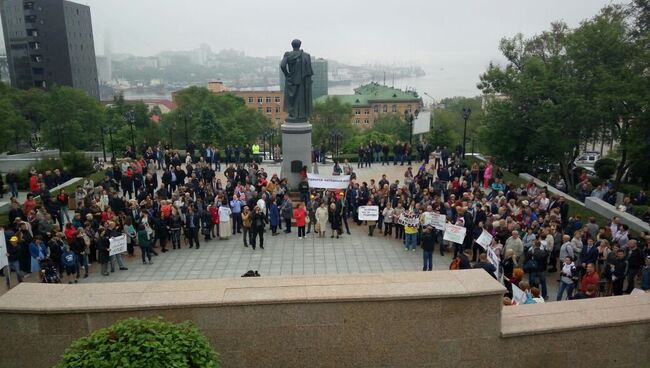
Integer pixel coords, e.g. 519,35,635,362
574,151,601,169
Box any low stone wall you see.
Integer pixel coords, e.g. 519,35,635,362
519,173,584,206
586,197,650,233
0,271,648,368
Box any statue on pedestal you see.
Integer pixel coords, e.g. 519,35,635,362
280,39,313,123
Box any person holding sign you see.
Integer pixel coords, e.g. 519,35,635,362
404,212,418,252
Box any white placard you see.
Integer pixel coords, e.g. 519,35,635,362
358,206,379,221
476,230,493,250
487,246,502,281
109,234,128,256
443,223,466,244
0,230,8,269
512,284,527,305
398,212,420,227
307,174,351,189
431,213,447,230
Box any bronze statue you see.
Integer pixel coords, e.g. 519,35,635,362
280,39,313,122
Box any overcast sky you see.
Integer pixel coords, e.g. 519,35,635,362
1,0,623,97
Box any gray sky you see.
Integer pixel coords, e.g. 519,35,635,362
2,0,622,97
84,0,619,64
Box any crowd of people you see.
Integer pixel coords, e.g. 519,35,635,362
2,141,649,304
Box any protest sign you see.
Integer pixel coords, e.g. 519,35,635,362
109,234,128,256
0,230,7,269
431,213,446,230
476,230,493,250
307,174,350,189
443,223,466,244
512,284,527,305
398,213,420,227
487,247,502,281
358,206,379,221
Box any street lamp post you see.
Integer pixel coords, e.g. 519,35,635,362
108,127,116,162
180,111,192,151
329,129,343,160
461,107,472,159
100,126,107,163
124,110,136,152
169,124,176,148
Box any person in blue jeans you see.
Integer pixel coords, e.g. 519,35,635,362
421,227,435,271
404,222,418,251
230,196,243,234
556,256,577,301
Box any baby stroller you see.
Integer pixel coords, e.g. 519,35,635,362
40,259,62,284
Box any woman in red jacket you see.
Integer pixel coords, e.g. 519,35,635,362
209,204,220,239
293,202,307,239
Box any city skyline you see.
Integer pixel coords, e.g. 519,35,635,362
0,0,626,97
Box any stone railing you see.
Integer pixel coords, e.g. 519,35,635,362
585,196,650,233
0,270,648,368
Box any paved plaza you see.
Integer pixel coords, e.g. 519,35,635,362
87,224,451,283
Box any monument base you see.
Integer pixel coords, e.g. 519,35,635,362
280,122,312,190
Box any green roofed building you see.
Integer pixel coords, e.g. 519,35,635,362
315,82,422,128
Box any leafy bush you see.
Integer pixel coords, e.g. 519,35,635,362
56,318,220,368
61,151,94,178
594,158,617,180
13,152,94,190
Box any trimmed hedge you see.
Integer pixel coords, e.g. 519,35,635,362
56,318,220,368
14,151,94,190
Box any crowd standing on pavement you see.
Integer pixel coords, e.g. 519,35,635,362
1,140,649,303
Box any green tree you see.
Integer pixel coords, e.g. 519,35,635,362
311,97,357,153
0,84,30,153
40,87,104,152
371,114,410,142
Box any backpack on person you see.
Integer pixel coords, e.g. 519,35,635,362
523,259,538,274
449,257,461,270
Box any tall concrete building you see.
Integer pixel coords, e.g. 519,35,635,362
280,57,328,101
0,0,99,99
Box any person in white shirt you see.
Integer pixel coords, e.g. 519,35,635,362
218,203,232,240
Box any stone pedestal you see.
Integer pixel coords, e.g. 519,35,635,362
281,121,312,189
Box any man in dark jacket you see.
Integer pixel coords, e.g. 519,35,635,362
473,253,497,279
421,227,436,271
625,240,645,293
459,249,472,269
185,206,200,249
611,249,627,295
530,241,549,299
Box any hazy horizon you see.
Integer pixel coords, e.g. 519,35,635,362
1,0,624,97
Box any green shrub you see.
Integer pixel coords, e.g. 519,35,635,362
594,158,617,180
56,318,220,368
61,151,94,178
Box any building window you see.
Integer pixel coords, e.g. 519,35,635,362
27,29,38,37
355,119,360,124
373,105,379,113
364,119,369,125
364,109,369,115
275,107,280,113
266,96,271,103
274,96,281,103
257,107,263,112
391,105,397,112
383,105,388,113
24,2,34,10
248,97,253,103
25,15,37,23
355,109,361,115
257,97,263,104
266,107,272,113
